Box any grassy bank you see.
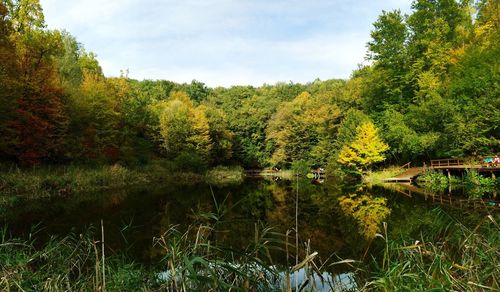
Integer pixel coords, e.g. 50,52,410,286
366,166,499,198
0,163,173,199
204,165,245,186
363,166,404,185
0,163,248,199
268,169,295,180
254,169,295,179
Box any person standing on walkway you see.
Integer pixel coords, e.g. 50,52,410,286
493,155,500,166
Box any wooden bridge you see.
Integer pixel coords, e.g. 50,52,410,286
384,159,500,183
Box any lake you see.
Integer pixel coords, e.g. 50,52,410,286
1,176,497,283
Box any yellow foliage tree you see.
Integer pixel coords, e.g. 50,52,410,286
338,122,389,171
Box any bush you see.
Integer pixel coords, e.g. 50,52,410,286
417,169,448,192
173,152,208,173
464,170,496,198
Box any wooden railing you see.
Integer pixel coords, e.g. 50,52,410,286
430,159,464,167
400,162,411,169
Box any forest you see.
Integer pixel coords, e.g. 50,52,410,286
0,0,499,174
1,0,499,290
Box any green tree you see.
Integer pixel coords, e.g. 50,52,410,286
4,0,45,33
198,104,233,164
157,91,212,164
184,80,210,104
380,109,439,162
365,10,411,112
56,31,83,88
227,90,277,167
334,109,371,151
257,81,306,103
267,91,341,167
442,0,500,155
367,10,408,70
65,71,121,160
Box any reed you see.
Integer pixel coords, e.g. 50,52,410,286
0,226,147,291
362,209,499,291
4,187,494,290
0,193,351,291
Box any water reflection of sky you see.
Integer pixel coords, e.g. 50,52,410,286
286,269,357,291
157,264,357,291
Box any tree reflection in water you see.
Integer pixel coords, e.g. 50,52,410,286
338,193,391,239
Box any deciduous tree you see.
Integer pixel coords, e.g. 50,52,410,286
157,92,212,164
338,122,389,171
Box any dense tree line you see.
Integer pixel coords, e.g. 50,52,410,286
0,0,498,171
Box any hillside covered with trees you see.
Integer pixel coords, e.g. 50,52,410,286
1,0,498,172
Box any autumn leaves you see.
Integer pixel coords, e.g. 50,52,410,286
338,122,389,173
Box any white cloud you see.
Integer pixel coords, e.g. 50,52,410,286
40,0,412,86
120,35,368,86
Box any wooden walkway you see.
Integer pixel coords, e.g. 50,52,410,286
383,162,423,182
384,167,423,182
384,159,500,183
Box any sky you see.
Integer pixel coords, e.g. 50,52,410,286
39,0,412,87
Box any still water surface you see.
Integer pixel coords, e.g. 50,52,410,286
1,177,496,269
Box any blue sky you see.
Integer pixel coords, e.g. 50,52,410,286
40,0,412,87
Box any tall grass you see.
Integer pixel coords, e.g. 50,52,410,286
2,206,496,290
362,209,499,291
152,191,353,291
0,224,354,291
0,226,148,291
0,192,355,291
